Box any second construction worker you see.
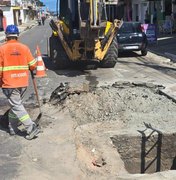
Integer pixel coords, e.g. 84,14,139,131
0,25,40,140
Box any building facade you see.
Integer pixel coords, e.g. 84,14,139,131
115,0,176,33
130,0,174,24
0,0,39,31
116,0,175,24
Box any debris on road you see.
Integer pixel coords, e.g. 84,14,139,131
49,82,89,105
1,81,176,179
92,157,106,167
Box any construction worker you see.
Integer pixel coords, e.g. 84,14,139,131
0,25,40,140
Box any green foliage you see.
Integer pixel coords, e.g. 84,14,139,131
35,0,45,7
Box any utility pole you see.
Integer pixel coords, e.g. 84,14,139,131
56,0,59,18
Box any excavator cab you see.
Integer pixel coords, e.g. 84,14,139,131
49,0,121,69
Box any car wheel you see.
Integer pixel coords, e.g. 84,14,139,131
141,48,147,56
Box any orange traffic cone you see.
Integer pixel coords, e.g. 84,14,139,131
35,45,47,77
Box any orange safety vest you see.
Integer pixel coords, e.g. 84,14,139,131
0,40,37,88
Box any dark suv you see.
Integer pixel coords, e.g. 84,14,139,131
117,21,148,56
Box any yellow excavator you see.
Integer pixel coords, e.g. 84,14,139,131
49,0,122,69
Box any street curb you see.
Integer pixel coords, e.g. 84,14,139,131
148,49,176,64
164,52,176,63
148,49,167,59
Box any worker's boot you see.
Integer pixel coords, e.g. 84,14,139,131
0,109,10,129
0,116,9,129
25,123,40,140
8,119,20,136
8,122,16,135
5,110,21,135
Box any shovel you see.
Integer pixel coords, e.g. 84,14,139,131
30,71,42,125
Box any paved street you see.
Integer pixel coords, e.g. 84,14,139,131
1,19,176,103
0,19,176,62
0,0,176,178
0,19,176,179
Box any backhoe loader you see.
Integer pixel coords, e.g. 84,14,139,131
49,0,122,69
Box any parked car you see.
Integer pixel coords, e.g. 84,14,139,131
117,21,148,56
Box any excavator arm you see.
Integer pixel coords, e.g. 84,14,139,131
49,0,122,68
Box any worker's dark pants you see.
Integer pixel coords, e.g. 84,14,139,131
42,19,45,25
2,88,34,133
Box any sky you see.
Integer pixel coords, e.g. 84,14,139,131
41,0,59,12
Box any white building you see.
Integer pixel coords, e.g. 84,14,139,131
0,0,38,30
131,0,149,23
131,0,174,24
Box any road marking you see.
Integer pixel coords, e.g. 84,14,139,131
158,37,173,41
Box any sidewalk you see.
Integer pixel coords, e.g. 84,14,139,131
0,20,37,42
148,33,176,63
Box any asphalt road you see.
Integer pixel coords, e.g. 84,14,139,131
1,18,176,179
19,20,52,56
1,18,176,105
15,19,176,105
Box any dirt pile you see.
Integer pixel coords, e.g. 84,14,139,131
54,81,176,133
47,81,176,178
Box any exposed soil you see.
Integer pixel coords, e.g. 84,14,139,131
1,81,176,179
63,82,176,133
41,81,176,179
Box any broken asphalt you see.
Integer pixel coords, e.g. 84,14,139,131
0,20,176,103
0,20,176,179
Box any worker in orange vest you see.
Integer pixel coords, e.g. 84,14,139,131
0,25,40,140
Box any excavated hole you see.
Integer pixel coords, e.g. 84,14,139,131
50,81,176,175
111,132,176,174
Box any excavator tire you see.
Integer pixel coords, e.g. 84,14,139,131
49,34,70,69
100,38,118,68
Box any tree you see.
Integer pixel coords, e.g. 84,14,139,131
35,0,45,7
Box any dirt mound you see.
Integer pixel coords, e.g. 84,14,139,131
59,82,176,133
46,82,176,178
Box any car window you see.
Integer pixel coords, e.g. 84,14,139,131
118,22,142,33
133,23,143,33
